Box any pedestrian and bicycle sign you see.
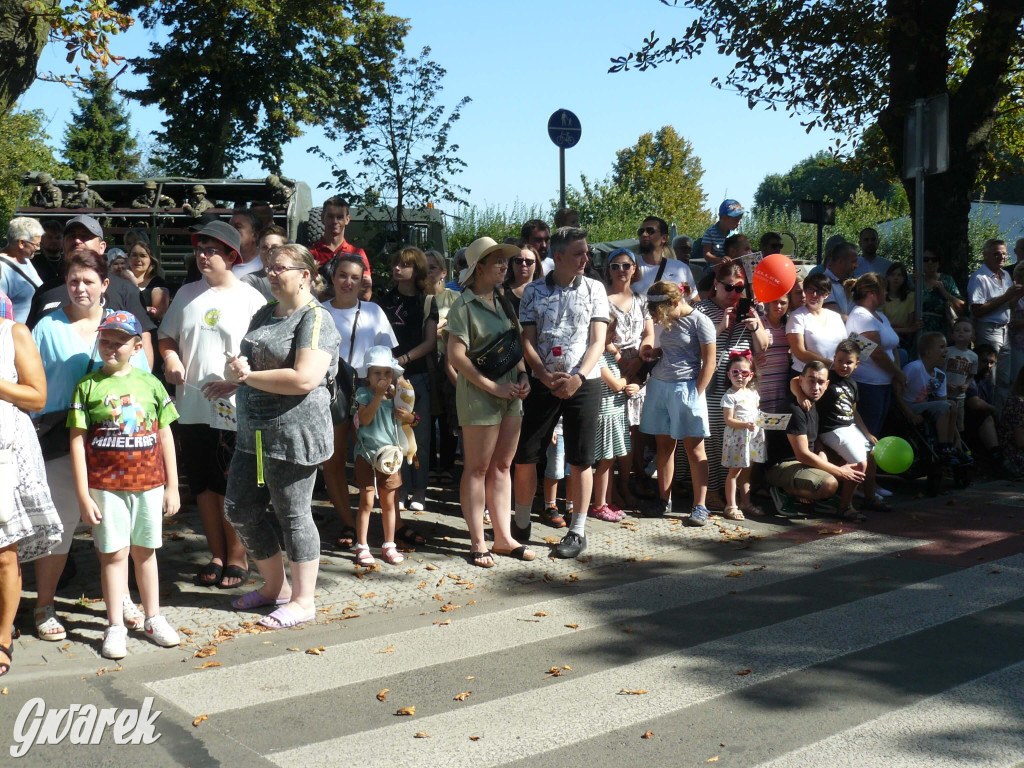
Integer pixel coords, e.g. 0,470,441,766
548,109,581,149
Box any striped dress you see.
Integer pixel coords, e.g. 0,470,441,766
757,314,792,413
674,300,755,493
594,352,631,461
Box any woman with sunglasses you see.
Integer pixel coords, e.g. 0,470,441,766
786,273,849,376
919,246,965,335
503,243,544,317
604,247,654,506
686,262,768,511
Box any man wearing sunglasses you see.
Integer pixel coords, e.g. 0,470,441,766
633,216,696,299
853,227,893,278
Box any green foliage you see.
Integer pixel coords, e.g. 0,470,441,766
0,108,70,228
753,151,901,215
312,46,471,245
62,71,139,179
563,126,714,243
447,202,547,251
125,0,407,177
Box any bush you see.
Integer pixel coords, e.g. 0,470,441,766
447,202,548,251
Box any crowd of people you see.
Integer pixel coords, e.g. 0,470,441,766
1,195,1023,670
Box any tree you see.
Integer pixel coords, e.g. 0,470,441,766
0,1,132,119
124,0,407,177
63,71,139,179
610,1,1024,286
753,151,901,215
312,46,471,246
564,127,712,242
0,108,70,227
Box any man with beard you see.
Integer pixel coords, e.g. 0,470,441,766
632,216,696,299
853,227,893,278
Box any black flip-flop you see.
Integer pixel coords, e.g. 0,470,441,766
217,564,250,589
470,551,495,568
396,526,426,546
336,525,357,550
0,642,13,677
194,561,223,587
492,545,536,561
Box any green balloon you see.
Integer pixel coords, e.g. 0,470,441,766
873,436,914,474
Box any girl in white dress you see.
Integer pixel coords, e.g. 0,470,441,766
721,349,765,519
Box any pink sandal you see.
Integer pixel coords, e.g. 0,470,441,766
589,504,620,522
381,542,405,565
354,544,375,566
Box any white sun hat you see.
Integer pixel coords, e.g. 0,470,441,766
358,345,404,378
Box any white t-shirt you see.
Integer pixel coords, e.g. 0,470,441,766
320,299,398,369
945,347,978,397
903,359,947,404
845,305,898,385
158,278,267,428
633,257,697,300
967,264,1012,325
786,306,848,372
232,255,263,278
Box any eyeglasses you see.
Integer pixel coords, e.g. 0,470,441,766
718,282,746,293
194,246,226,257
608,262,633,271
637,226,658,236
923,256,940,263
728,369,754,377
265,265,307,276
510,257,535,267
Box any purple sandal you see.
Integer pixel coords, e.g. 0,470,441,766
231,590,289,611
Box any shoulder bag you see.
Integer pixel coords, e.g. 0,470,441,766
470,289,524,379
330,300,360,425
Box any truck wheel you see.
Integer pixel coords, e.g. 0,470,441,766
299,206,324,246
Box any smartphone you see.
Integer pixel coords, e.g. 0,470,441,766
736,297,752,319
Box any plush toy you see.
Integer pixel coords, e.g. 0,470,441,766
394,376,418,467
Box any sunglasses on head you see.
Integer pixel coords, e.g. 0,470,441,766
637,226,658,236
510,257,535,266
718,282,745,293
608,262,633,271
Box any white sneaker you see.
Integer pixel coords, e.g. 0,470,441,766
122,595,145,631
102,624,128,659
876,486,893,498
143,615,180,648
409,500,425,511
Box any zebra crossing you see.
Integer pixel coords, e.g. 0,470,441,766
138,531,1024,768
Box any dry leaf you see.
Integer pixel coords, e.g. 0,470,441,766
440,603,460,612
437,619,451,626
361,592,377,598
305,648,322,656
287,647,301,652
707,757,719,763
466,676,475,680
425,564,438,571
179,627,194,636
436,577,446,586
453,691,472,701
377,689,389,701
377,644,396,654
543,536,560,545
564,623,579,629
736,669,752,676
432,593,444,601
405,568,415,574
1,688,7,695
192,714,209,727
619,688,648,695
414,731,430,738
416,582,427,589
193,646,217,658
469,735,481,741
562,665,573,671
194,661,222,669
96,668,106,677
396,706,416,716
725,571,744,578
641,730,653,739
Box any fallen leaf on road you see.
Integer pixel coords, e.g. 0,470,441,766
707,757,719,763
405,568,415,574
466,676,475,680
377,689,389,701
564,623,579,629
1,688,7,695
725,571,743,578
619,688,648,695
425,564,438,571
192,714,208,727
436,577,446,586
453,691,472,701
432,593,444,601
436,620,451,626
642,730,653,739
414,731,430,738
396,706,416,716
361,592,377,598
96,668,106,677
287,647,300,652
305,648,322,655
179,627,194,636
469,735,481,741
377,644,396,654
194,661,222,669
736,669,752,676
416,582,427,589
194,646,217,659
440,603,460,612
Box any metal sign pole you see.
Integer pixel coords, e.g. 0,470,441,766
914,99,925,340
559,147,566,209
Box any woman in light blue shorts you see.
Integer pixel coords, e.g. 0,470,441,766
638,281,717,524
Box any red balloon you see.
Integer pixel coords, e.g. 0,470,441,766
752,254,797,303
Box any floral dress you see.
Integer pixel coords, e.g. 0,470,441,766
610,292,649,426
721,387,765,468
0,320,62,561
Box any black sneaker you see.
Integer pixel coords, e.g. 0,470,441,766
554,531,587,559
511,519,532,543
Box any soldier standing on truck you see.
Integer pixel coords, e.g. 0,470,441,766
264,174,294,209
64,173,112,210
310,196,369,271
182,185,215,218
132,180,175,209
29,173,62,208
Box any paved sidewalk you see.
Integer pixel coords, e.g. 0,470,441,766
13,474,1022,667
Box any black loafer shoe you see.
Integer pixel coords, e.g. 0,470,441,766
554,531,587,559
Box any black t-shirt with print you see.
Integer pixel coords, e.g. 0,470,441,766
818,371,858,433
379,288,439,376
766,391,819,467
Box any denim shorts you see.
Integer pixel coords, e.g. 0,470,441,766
639,377,710,440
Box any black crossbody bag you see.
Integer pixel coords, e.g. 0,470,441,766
330,300,360,425
470,289,523,379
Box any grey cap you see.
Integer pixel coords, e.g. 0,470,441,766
144,180,157,189
74,173,90,183
64,215,103,239
192,184,207,195
190,220,241,258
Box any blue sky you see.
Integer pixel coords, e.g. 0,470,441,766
22,0,840,227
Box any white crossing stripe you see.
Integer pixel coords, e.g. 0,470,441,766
147,532,921,714
267,555,1024,768
755,661,1024,768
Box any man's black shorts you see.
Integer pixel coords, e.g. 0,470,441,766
514,377,600,468
176,422,235,496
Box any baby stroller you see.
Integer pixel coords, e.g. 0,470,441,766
880,405,973,496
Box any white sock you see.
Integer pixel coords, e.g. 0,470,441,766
514,503,532,528
569,511,587,536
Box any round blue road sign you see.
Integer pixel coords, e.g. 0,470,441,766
548,109,582,149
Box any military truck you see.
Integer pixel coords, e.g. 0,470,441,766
15,174,314,286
